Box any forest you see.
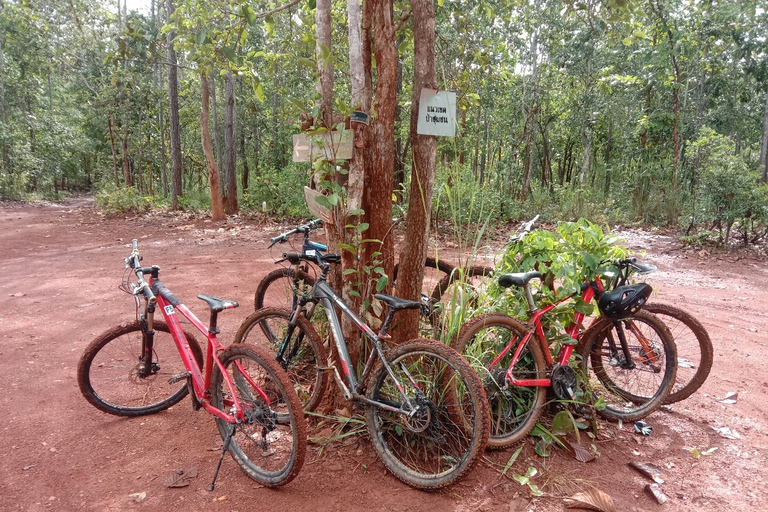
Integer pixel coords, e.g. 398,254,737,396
1,0,767,249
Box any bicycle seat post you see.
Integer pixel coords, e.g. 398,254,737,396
522,283,539,317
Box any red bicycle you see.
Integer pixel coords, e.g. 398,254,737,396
451,270,676,449
78,240,307,489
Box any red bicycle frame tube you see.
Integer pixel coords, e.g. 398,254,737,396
154,293,250,424
498,279,599,387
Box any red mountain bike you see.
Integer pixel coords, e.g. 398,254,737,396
77,240,307,489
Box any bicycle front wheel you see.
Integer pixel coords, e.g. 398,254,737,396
77,321,203,417
452,313,547,449
210,345,307,487
643,302,713,403
234,307,328,412
365,339,489,490
253,268,316,337
580,311,677,421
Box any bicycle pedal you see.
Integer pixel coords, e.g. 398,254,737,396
168,371,192,384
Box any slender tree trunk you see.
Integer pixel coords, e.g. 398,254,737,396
210,73,223,179
223,70,238,214
394,0,438,342
760,87,768,183
166,0,183,209
316,0,334,129
107,115,120,186
201,72,225,221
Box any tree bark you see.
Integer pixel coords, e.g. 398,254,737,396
223,70,238,214
760,87,768,183
394,0,438,343
211,72,223,180
316,0,334,129
361,0,397,304
201,72,225,221
166,0,183,209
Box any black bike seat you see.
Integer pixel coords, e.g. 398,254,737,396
197,294,239,312
498,271,542,288
374,294,421,311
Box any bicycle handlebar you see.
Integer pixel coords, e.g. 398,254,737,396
126,239,156,304
269,219,323,248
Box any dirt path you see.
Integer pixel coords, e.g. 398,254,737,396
1,200,766,512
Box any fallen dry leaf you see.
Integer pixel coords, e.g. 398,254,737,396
164,467,198,488
629,461,665,484
564,488,616,512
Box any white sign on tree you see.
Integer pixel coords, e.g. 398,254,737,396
417,89,457,137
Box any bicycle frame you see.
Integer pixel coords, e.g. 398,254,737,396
141,282,257,425
285,272,415,415
494,283,597,386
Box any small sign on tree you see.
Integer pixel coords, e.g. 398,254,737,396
417,89,457,137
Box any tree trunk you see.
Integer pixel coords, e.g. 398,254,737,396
392,0,436,342
201,72,225,221
107,115,120,186
342,0,369,351
361,0,397,305
316,0,334,129
223,70,238,214
760,87,768,183
210,73,223,179
166,0,183,209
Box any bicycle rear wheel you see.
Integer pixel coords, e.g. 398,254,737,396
365,339,489,490
234,307,328,412
451,313,547,449
210,345,307,487
253,268,315,338
78,321,203,417
643,302,713,403
580,311,676,421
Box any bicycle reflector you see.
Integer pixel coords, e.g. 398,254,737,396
598,283,653,319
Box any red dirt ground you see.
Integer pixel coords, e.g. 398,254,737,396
1,198,766,512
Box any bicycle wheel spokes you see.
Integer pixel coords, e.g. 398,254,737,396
366,340,488,490
78,321,202,417
211,346,306,487
453,313,546,448
584,311,676,421
234,307,328,412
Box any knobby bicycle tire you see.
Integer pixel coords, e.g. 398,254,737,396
78,321,203,417
579,310,677,421
451,313,547,449
643,302,713,403
210,345,307,487
365,339,490,490
234,307,328,412
254,267,315,314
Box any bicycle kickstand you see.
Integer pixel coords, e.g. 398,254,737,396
209,423,236,491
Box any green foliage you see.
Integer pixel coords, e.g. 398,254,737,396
241,163,311,218
690,127,768,245
95,183,155,215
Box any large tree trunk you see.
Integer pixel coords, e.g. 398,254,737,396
342,0,369,351
394,0,437,342
166,0,183,209
201,73,225,221
223,70,238,214
361,0,397,309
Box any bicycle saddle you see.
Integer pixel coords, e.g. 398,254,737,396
498,271,542,288
597,283,652,319
374,294,421,310
197,294,239,312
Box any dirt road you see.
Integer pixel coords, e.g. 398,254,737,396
1,200,766,511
